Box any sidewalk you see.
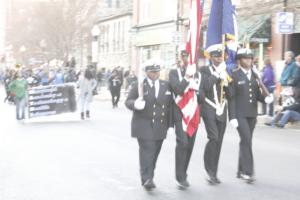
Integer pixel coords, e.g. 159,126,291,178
257,115,300,130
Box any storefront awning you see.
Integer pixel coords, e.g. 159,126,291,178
238,14,271,43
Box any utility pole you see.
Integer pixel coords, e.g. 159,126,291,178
175,0,180,61
282,0,288,59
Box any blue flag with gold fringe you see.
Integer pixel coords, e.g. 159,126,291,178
205,0,238,74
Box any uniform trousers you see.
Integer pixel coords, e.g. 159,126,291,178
174,121,197,182
137,139,163,184
236,117,257,176
203,117,226,177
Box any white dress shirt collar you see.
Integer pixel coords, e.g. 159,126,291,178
147,78,160,98
241,67,252,80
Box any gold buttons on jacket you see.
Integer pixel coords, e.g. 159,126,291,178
153,112,156,116
249,100,253,103
161,120,163,123
162,105,165,109
162,112,165,116
153,104,156,108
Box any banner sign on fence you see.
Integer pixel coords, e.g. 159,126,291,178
27,84,77,118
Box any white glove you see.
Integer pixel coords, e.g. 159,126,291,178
189,78,199,90
216,61,227,73
134,97,146,110
185,64,196,77
229,119,239,128
167,127,174,135
252,66,260,77
219,70,227,80
264,94,274,104
212,71,220,79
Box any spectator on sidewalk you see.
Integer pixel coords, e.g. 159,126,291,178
65,68,77,83
51,68,64,85
280,51,297,86
108,69,122,108
262,58,275,116
78,69,97,120
4,69,16,103
288,55,300,88
9,71,28,120
125,70,137,92
265,88,300,128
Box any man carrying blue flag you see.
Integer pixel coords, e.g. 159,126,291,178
202,0,237,185
200,44,233,185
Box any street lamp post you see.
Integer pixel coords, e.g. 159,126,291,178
40,39,47,63
91,25,100,70
282,0,288,59
19,45,26,65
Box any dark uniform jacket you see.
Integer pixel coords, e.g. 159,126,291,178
228,68,265,120
200,66,232,122
125,79,173,140
169,68,205,123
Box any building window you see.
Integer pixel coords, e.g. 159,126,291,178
122,21,125,51
140,0,150,23
117,21,121,52
107,0,112,8
113,22,116,52
106,25,110,53
116,0,120,8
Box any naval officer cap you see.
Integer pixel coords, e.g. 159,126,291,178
144,59,161,72
207,44,223,57
236,48,254,60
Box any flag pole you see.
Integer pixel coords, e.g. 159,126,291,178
138,62,144,98
220,34,226,105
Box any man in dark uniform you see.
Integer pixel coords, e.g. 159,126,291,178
228,48,274,183
169,48,204,188
125,61,173,190
200,44,232,185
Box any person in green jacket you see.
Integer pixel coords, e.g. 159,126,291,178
280,51,298,86
9,71,28,120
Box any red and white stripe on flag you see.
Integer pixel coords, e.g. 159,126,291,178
176,0,202,137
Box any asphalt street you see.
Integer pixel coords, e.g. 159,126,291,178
0,89,299,200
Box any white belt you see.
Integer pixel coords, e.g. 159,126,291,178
205,98,226,116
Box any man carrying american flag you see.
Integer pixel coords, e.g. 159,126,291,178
168,0,204,189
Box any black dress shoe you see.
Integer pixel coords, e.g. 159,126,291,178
207,176,220,185
240,174,256,184
176,179,190,189
143,179,156,190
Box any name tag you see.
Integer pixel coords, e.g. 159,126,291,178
238,81,246,85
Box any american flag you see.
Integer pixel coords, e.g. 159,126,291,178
175,0,203,137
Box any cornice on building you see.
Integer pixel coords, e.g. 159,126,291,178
132,20,176,30
96,11,133,24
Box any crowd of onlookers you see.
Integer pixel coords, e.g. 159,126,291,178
0,63,138,120
262,51,300,128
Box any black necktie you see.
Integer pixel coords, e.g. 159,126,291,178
148,80,156,100
245,72,249,80
181,68,186,77
152,81,156,98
